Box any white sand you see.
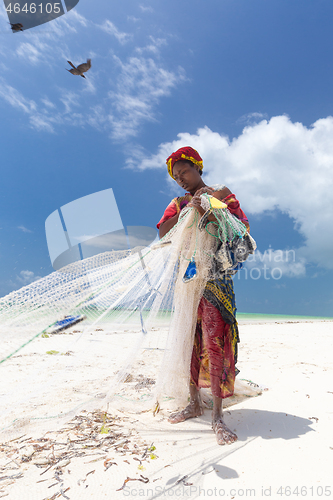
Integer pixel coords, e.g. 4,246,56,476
1,319,332,499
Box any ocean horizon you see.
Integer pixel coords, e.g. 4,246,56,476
236,312,333,323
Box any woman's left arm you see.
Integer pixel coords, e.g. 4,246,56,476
191,186,250,231
217,189,250,231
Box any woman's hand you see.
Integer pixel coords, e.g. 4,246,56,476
188,186,214,211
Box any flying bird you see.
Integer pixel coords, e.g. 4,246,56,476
66,59,91,79
9,23,23,33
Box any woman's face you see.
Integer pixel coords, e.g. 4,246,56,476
172,161,202,193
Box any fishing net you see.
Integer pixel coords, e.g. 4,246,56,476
0,194,257,440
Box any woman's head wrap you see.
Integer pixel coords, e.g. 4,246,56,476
166,146,203,179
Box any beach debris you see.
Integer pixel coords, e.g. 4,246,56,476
34,457,52,466
66,59,91,79
43,486,70,500
309,416,319,422
0,410,150,498
153,401,160,416
133,456,146,470
56,459,71,468
175,475,193,486
141,443,158,460
61,488,70,499
116,475,149,491
77,469,95,486
76,470,95,485
135,377,155,390
0,472,23,481
100,426,109,434
104,458,117,471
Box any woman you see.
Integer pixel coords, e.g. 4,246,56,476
157,146,249,445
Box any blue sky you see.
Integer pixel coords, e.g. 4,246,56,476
1,0,333,316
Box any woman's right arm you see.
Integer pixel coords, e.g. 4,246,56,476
159,213,179,239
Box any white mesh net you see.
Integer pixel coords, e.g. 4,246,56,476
0,197,257,440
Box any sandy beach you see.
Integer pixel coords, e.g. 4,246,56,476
1,318,332,500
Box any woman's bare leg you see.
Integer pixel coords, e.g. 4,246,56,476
212,395,237,445
168,383,203,423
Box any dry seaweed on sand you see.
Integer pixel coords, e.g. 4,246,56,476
0,410,151,497
116,474,149,491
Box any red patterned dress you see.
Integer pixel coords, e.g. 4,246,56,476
157,190,249,399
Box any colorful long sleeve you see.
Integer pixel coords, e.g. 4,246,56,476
156,194,192,229
223,193,250,231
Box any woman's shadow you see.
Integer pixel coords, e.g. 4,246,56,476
220,407,315,441
166,408,314,482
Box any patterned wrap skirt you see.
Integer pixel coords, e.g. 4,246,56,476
190,276,239,399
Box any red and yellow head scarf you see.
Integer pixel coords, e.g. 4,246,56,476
166,146,203,179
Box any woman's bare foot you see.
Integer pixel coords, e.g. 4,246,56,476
212,418,238,445
168,400,203,423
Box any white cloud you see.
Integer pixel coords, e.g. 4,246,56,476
29,114,56,132
81,74,97,94
127,16,140,23
0,78,36,113
0,76,88,132
139,5,154,13
41,97,56,109
16,43,43,64
237,112,268,125
67,9,88,27
86,105,108,130
134,116,333,269
245,248,306,278
135,36,167,55
16,270,42,285
60,91,81,114
99,20,132,44
108,56,186,140
17,226,33,233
